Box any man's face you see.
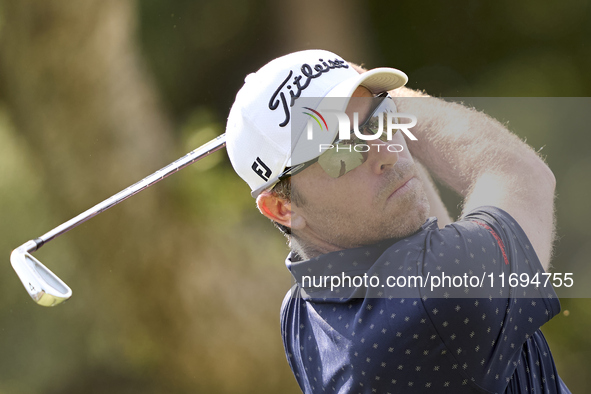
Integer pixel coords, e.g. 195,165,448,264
290,87,430,249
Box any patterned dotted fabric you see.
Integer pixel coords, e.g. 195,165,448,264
280,207,571,393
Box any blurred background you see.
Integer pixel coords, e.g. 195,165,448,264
0,0,590,392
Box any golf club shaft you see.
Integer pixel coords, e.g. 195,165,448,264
24,133,226,253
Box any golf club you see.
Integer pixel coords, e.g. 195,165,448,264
10,133,227,307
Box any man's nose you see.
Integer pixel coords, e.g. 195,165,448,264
366,140,400,175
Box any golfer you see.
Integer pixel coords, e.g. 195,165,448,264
226,50,570,393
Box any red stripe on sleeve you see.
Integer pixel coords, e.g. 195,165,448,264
473,220,509,265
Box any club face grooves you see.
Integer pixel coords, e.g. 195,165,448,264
10,248,72,307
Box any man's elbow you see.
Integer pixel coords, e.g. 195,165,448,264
532,158,556,194
517,151,556,193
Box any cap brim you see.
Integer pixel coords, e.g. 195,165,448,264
325,67,408,99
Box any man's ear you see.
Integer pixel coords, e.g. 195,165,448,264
256,191,306,230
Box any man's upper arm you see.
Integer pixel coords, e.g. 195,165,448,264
461,156,556,271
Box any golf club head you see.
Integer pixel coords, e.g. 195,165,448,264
11,242,72,307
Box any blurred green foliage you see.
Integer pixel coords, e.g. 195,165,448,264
0,0,590,393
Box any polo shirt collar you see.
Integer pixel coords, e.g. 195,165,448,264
286,217,438,302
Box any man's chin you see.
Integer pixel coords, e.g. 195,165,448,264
353,207,430,247
386,195,431,239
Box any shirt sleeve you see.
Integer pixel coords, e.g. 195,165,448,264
419,206,560,391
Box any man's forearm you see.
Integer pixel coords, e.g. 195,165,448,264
391,87,556,266
352,63,555,266
391,87,550,197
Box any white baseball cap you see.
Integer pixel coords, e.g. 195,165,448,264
225,49,408,197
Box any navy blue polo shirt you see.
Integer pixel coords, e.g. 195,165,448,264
280,206,570,393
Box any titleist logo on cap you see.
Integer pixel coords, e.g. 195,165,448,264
269,58,349,128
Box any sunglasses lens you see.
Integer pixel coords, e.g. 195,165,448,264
317,146,365,178
359,97,398,141
361,116,388,141
314,95,397,179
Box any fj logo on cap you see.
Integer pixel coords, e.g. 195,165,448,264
252,157,272,181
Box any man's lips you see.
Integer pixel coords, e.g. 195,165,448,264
387,176,416,200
